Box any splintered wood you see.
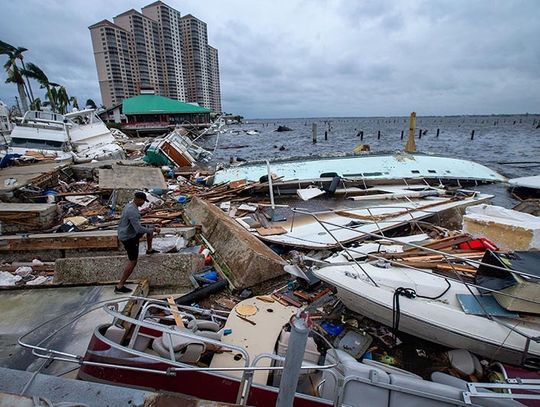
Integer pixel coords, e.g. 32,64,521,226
0,230,119,251
383,234,488,276
198,180,259,203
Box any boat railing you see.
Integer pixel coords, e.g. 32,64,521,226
18,297,337,405
293,209,540,365
337,374,540,406
18,296,540,406
290,202,461,287
125,299,228,350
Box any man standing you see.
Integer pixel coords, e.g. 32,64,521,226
115,191,160,294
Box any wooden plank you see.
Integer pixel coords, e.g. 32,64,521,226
119,279,150,330
167,296,185,328
0,230,119,251
256,226,288,236
403,234,471,253
436,264,478,274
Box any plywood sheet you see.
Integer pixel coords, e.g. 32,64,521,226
210,297,296,384
98,167,166,190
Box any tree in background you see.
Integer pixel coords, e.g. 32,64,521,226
21,62,60,112
0,40,35,111
1,39,90,115
69,96,79,110
4,64,29,112
85,99,97,109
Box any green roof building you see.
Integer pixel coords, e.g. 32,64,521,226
122,92,211,135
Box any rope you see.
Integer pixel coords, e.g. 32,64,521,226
392,279,451,345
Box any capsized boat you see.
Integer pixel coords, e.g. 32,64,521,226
8,109,125,162
143,129,212,167
18,296,533,406
313,245,540,366
508,175,540,200
212,152,506,185
235,186,493,250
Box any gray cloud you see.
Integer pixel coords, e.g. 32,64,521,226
0,0,539,118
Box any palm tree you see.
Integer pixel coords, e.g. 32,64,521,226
0,40,34,103
56,86,70,114
5,65,29,112
85,99,97,109
21,62,59,112
30,97,42,111
69,96,79,110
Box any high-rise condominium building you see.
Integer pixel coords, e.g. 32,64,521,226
89,1,221,112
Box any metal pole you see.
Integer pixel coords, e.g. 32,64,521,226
276,313,310,407
266,160,275,211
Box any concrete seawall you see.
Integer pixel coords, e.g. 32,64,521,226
184,197,286,289
54,252,204,289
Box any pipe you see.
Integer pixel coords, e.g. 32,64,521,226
276,312,310,407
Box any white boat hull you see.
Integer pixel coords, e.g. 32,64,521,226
214,153,506,184
252,193,492,249
314,264,540,365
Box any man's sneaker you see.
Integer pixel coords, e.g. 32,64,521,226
114,285,132,294
146,249,159,255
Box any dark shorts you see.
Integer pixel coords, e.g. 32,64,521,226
121,234,144,261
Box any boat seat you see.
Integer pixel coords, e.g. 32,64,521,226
388,373,466,407
320,349,390,405
187,319,220,332
152,329,206,363
363,359,423,379
431,372,524,407
187,319,223,341
103,324,126,344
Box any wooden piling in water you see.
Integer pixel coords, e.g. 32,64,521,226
360,131,364,140
312,123,317,144
405,112,417,153
418,129,422,139
377,130,381,140
324,130,328,141
471,129,475,140
436,128,440,137
400,130,404,140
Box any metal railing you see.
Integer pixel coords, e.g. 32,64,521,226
292,209,540,364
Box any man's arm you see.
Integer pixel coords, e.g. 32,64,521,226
127,210,154,235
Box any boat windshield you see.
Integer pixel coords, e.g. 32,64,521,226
10,137,66,150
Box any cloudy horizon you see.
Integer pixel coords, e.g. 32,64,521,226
1,0,539,119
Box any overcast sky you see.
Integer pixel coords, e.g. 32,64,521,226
1,0,539,118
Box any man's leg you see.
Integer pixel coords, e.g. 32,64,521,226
117,259,137,289
146,232,153,251
146,232,159,254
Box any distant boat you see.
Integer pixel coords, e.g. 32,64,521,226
8,109,125,162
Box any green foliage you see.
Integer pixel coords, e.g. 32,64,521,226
85,99,98,109
1,39,86,115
